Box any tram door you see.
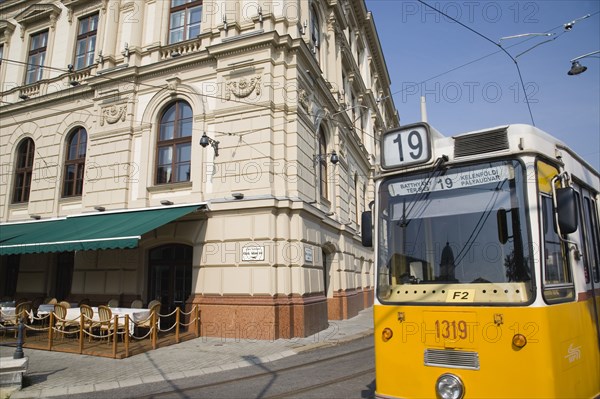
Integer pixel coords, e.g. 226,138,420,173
148,245,193,325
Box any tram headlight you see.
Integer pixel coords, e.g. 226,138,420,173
435,373,464,399
512,333,527,348
381,327,393,342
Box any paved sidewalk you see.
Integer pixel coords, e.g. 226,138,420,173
1,308,373,398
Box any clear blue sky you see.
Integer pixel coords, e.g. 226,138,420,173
366,0,600,171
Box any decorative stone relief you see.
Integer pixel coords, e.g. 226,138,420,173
298,89,309,112
225,76,261,100
166,77,181,96
100,104,127,126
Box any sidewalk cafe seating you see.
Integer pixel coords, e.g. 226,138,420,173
97,305,125,343
130,299,143,309
79,304,97,342
53,303,78,339
107,299,119,308
136,302,160,335
2,301,32,337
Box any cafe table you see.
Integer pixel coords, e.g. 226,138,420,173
62,307,152,334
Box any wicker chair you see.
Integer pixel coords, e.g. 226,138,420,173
59,301,71,309
137,302,161,334
46,297,58,305
97,305,124,342
3,301,32,337
130,299,143,309
53,303,78,339
147,299,161,310
31,296,45,316
78,298,90,306
107,298,119,308
79,304,96,341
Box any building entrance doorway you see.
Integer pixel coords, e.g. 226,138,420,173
148,244,192,323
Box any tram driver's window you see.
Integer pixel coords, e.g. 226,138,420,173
541,195,574,302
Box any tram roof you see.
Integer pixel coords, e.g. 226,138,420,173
380,123,599,189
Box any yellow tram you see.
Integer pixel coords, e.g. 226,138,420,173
363,123,600,398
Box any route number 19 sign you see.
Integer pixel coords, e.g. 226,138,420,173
382,123,432,169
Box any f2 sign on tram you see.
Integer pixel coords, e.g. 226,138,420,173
382,124,432,169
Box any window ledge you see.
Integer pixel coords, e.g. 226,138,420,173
8,202,28,209
59,195,82,203
148,181,192,193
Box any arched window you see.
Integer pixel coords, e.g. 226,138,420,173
63,127,87,197
310,5,320,61
318,128,328,199
13,138,35,203
156,101,192,184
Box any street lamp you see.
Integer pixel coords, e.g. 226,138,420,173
567,50,599,76
313,151,339,165
199,132,219,156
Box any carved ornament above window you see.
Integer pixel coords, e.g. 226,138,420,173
100,104,127,126
225,76,262,100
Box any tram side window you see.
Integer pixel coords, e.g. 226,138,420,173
541,195,574,302
583,196,600,283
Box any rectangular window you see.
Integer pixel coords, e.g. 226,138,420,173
26,30,48,84
541,195,575,302
168,0,202,44
583,196,600,283
75,14,98,70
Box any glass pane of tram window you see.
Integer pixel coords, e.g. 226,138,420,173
583,197,600,282
575,191,591,284
541,195,574,302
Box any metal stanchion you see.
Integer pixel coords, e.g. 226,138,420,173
13,319,25,359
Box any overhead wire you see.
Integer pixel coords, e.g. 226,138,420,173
379,7,599,121
413,0,538,125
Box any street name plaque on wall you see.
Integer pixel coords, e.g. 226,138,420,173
304,247,313,264
242,245,265,261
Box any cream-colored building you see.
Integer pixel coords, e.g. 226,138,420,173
0,0,398,338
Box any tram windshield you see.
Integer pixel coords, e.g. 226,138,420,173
377,160,534,304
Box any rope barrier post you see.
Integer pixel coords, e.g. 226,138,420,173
125,314,129,358
175,307,180,343
195,305,200,337
112,315,118,358
13,319,25,359
48,312,54,350
79,313,84,354
151,311,157,350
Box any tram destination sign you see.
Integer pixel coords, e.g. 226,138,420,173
388,164,513,196
382,123,432,169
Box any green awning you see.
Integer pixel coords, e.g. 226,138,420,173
0,204,205,255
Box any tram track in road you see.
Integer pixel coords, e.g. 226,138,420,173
139,345,373,399
260,367,375,399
